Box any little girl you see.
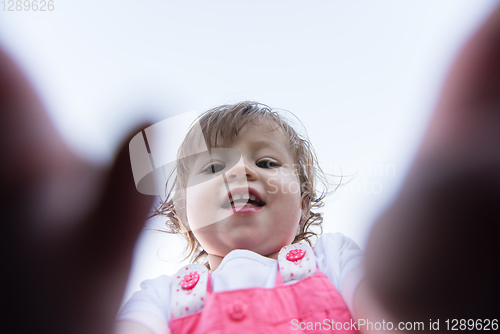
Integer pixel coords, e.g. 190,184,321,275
116,101,365,333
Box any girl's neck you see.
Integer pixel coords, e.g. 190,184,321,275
207,249,281,272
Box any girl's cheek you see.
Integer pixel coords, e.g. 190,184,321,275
186,177,235,229
265,177,280,195
265,173,301,197
286,177,302,196
186,179,217,228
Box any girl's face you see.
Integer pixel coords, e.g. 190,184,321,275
185,121,302,258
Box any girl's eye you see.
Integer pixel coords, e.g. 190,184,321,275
201,162,226,174
256,159,280,169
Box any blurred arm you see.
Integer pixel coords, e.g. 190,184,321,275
364,3,500,324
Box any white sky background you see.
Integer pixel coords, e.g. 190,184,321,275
1,0,497,304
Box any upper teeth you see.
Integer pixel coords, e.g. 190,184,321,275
231,193,256,201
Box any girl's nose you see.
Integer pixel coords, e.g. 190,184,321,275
227,158,257,181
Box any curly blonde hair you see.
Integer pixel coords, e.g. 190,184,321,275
152,101,331,269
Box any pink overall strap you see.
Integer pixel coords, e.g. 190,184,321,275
170,268,359,333
169,249,359,333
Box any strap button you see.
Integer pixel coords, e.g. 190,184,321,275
286,249,306,262
180,272,199,290
227,299,247,321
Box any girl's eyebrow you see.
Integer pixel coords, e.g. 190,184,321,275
249,140,284,153
250,139,280,148
251,139,294,159
247,133,289,148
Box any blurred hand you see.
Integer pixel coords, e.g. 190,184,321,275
0,49,153,334
366,4,500,324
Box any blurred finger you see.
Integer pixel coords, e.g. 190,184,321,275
70,124,155,333
422,4,500,158
0,48,72,193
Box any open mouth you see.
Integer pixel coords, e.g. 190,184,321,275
221,189,265,209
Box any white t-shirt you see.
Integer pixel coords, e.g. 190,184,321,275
117,233,364,334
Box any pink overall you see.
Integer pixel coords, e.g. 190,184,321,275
169,246,359,333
